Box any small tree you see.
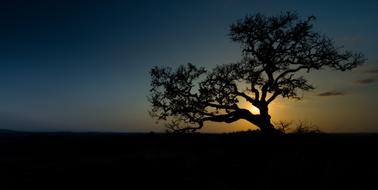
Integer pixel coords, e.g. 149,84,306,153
149,12,365,134
292,120,322,134
274,120,293,134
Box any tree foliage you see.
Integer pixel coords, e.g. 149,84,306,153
149,12,365,133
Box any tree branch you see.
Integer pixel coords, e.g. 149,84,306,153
267,90,281,104
276,66,308,82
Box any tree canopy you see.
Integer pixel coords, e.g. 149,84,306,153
149,12,365,133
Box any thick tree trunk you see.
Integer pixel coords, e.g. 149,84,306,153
259,121,280,134
255,105,282,134
245,115,280,134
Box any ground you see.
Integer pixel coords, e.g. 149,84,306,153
0,131,377,189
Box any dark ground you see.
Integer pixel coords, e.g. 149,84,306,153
0,131,377,189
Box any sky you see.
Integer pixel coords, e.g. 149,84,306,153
0,0,377,133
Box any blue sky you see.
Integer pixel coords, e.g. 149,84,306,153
0,0,377,132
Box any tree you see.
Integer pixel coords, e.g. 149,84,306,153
149,12,365,134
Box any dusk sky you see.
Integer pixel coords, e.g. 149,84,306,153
1,0,378,132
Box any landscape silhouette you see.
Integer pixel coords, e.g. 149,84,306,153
1,2,378,189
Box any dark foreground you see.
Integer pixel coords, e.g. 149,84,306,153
0,131,377,189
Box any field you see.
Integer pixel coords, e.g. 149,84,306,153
0,131,377,189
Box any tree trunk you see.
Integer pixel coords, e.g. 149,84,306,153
259,121,280,134
256,105,282,134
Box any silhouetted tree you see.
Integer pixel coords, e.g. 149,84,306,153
292,120,322,134
274,120,293,134
149,12,365,134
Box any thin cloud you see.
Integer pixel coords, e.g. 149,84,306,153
365,69,378,74
354,78,376,85
317,91,346,97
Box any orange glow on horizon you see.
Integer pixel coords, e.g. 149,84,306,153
200,100,295,133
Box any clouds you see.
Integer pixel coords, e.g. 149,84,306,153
317,91,346,97
354,67,378,85
317,68,378,97
364,69,378,74
317,67,377,97
354,78,376,84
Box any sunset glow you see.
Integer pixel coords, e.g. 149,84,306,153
0,1,377,133
249,105,260,115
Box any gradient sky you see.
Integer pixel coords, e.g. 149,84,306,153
1,0,377,132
